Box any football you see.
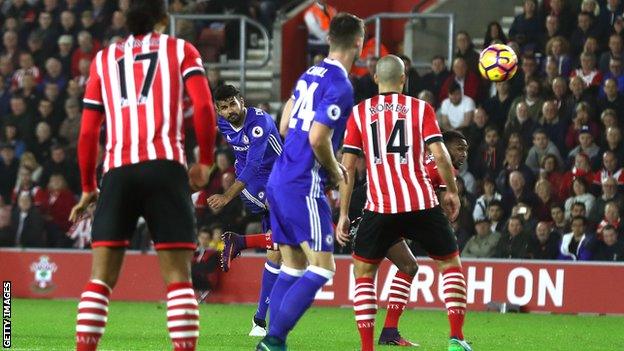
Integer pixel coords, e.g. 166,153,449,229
478,43,518,82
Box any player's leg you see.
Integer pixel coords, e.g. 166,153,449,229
157,249,199,351
143,160,201,351
250,248,282,336
410,207,471,351
261,195,335,348
380,240,420,347
75,168,138,351
76,247,125,351
351,211,401,351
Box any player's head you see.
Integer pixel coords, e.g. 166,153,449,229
374,54,406,91
327,13,365,57
442,130,468,169
125,0,167,35
214,84,246,125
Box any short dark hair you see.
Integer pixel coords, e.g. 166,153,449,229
328,13,365,50
126,0,167,35
484,125,499,134
198,226,211,235
602,224,617,233
532,128,547,137
549,202,564,211
432,55,445,63
489,200,503,209
443,130,467,145
213,84,241,102
448,81,461,95
571,201,586,210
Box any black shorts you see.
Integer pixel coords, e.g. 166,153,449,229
352,206,459,263
91,160,196,250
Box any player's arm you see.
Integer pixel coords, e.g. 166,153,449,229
336,112,362,246
422,100,459,221
183,42,217,189
309,123,346,185
70,58,104,222
208,119,272,210
279,97,294,138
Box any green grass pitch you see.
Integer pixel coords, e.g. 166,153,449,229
10,298,624,350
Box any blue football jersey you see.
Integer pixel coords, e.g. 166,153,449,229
217,107,282,185
268,58,354,197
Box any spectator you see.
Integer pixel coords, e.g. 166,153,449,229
565,101,599,150
58,98,81,151
417,90,436,108
303,0,336,62
483,21,508,48
0,143,18,201
598,77,624,113
2,31,21,68
568,76,598,118
352,36,389,78
104,11,128,43
545,0,576,37
40,173,76,247
439,57,480,102
550,77,575,122
473,177,502,221
437,81,475,131
399,55,422,98
18,152,42,185
550,202,570,235
502,171,537,213
599,34,624,75
570,51,603,89
569,12,599,57
192,226,221,294
565,177,596,219
354,56,378,103
528,221,561,259
0,194,11,238
204,151,235,197
487,200,506,233
544,36,573,77
596,201,621,240
496,146,534,192
598,110,619,146
207,68,224,93
483,80,514,131
40,144,80,194
567,125,600,164
525,128,563,174
42,57,67,93
507,77,544,124
70,31,97,78
461,218,501,258
591,176,624,222
4,96,36,147
0,192,46,247
462,107,489,151
506,101,539,143
508,0,542,48
593,151,624,187
558,215,594,260
12,52,42,90
15,72,41,109
592,224,624,261
33,11,59,58
539,154,564,189
603,126,624,161
31,121,54,163
495,215,530,258
90,0,116,29
454,31,480,73
420,55,450,103
59,10,78,41
518,53,542,87
538,15,562,53
539,100,567,154
80,10,104,42
534,179,557,221
2,123,26,158
56,34,73,76
27,31,46,69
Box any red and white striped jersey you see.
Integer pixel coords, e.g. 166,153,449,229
424,153,459,191
83,32,205,173
343,93,443,214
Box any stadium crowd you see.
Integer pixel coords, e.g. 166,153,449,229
0,0,622,262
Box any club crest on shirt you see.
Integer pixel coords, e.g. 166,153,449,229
242,135,249,144
252,126,264,138
327,104,341,121
325,234,334,246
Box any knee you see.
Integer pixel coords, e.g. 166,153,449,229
266,250,281,265
436,256,462,273
397,261,419,277
353,261,377,278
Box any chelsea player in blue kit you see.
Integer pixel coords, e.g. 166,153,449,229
207,85,283,337
257,13,365,351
